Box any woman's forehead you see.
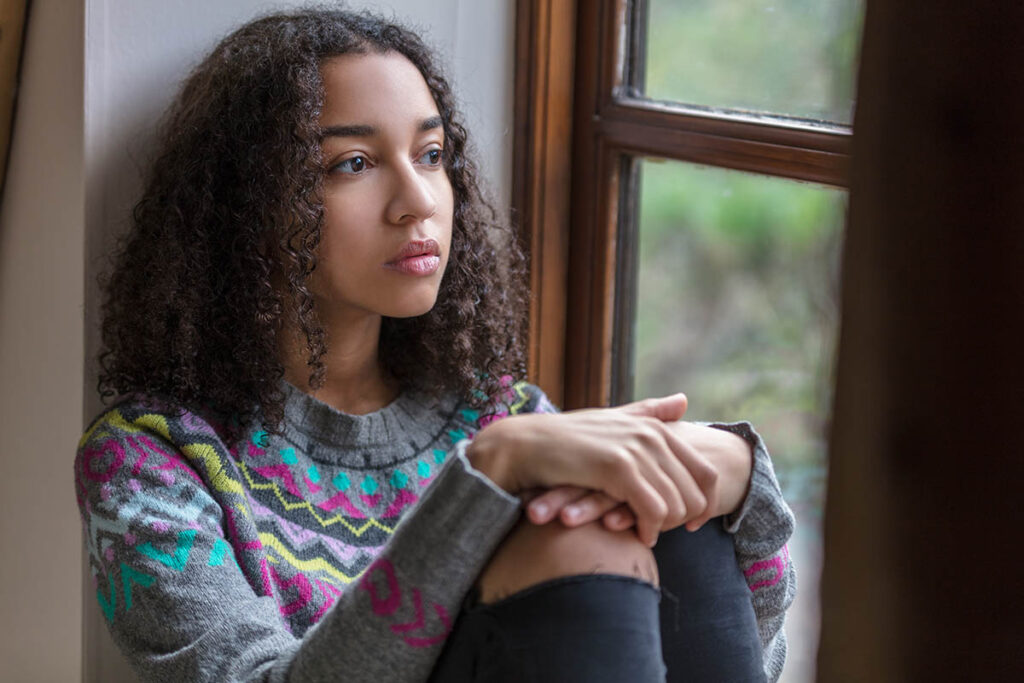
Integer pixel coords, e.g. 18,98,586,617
318,52,441,132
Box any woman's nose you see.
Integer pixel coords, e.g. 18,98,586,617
385,161,438,224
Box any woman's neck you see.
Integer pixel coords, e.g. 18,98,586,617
280,311,399,415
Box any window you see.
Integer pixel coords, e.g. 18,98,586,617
513,1,863,680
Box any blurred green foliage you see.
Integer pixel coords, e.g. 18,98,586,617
645,0,864,122
634,162,843,482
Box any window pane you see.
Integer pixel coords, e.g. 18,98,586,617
633,159,843,682
643,0,864,123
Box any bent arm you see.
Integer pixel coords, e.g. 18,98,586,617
75,407,521,683
457,382,797,681
490,383,797,682
290,444,520,681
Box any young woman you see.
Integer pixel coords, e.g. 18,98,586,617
75,8,795,682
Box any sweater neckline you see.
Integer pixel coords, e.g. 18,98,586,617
279,380,460,466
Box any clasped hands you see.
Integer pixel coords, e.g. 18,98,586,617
466,394,755,548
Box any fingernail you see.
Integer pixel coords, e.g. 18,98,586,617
533,503,548,518
564,505,580,520
607,511,622,525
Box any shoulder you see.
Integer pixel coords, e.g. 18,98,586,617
79,396,232,453
508,380,560,415
476,378,560,424
74,396,237,510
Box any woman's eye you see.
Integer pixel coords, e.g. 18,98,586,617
419,148,443,166
333,156,368,174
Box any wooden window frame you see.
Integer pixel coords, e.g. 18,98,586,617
513,0,852,409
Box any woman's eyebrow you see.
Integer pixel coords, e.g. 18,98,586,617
321,124,375,139
321,116,443,140
420,116,443,132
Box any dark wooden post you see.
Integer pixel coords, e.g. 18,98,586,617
818,2,1024,680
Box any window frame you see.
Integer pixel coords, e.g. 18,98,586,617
513,0,853,409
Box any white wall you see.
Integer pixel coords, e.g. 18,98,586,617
80,1,514,681
0,0,86,681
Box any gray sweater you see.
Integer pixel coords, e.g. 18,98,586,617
74,380,795,681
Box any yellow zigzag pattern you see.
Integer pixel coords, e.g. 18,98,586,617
78,408,139,448
81,410,246,498
259,532,359,585
237,460,396,537
129,413,244,496
83,407,402,535
509,380,531,414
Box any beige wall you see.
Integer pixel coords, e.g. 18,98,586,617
0,0,85,681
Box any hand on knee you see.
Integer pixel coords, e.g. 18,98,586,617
475,517,659,604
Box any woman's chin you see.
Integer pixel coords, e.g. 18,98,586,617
381,293,440,319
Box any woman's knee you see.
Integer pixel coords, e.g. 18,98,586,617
475,517,659,604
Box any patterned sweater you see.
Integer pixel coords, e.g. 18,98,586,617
74,380,795,682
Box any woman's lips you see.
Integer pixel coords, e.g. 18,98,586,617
384,254,441,276
385,238,441,276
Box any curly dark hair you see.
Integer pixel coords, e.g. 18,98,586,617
97,7,528,438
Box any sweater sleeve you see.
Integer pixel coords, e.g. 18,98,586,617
706,420,797,683
74,407,522,683
289,443,521,681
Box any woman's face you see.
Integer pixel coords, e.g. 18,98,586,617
311,51,454,322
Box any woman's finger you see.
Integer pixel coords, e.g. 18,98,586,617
604,453,669,547
617,393,688,422
525,485,589,524
557,491,622,527
602,503,636,531
624,420,691,530
653,420,719,529
651,421,716,528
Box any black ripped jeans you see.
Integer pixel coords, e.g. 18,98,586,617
429,518,765,683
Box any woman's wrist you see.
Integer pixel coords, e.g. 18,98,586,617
465,420,518,493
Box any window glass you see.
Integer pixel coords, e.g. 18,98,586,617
643,0,864,123
633,158,843,682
